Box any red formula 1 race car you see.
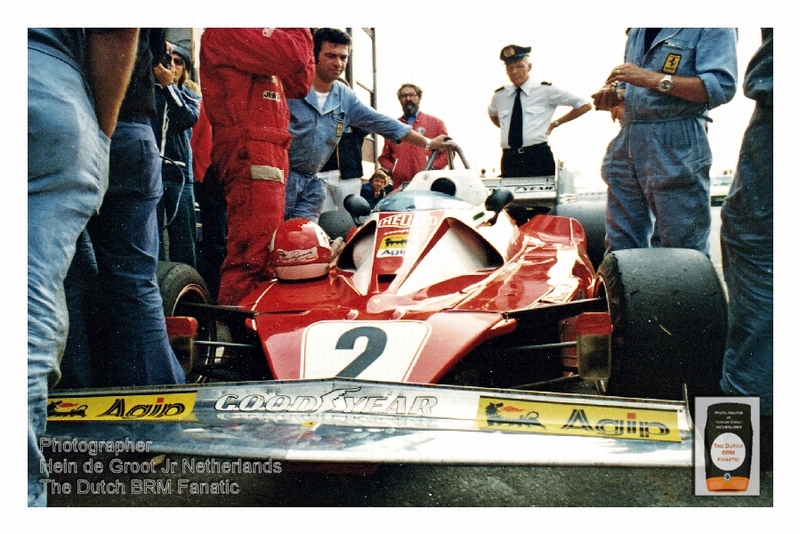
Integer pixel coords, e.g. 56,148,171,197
48,150,727,468
159,156,726,404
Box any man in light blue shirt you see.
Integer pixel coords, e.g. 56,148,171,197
286,28,452,221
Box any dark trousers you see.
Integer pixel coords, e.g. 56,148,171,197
61,121,185,388
158,177,197,268
501,143,555,177
195,165,227,303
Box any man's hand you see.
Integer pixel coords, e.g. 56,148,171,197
605,62,659,88
610,103,624,123
592,84,622,111
153,63,173,86
429,135,456,151
602,62,709,104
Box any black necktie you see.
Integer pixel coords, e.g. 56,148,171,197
509,87,523,149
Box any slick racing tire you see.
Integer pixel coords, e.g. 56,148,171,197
596,248,727,400
156,261,215,380
552,199,607,269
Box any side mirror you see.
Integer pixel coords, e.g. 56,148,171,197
484,187,514,213
343,194,372,219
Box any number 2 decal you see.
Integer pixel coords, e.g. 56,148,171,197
334,327,387,378
301,321,431,381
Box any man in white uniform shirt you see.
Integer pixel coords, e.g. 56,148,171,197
488,44,591,177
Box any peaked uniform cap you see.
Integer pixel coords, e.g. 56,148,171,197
500,44,531,64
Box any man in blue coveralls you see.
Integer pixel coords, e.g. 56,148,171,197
720,29,773,470
285,28,452,222
592,28,738,255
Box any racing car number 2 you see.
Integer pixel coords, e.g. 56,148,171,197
301,321,431,381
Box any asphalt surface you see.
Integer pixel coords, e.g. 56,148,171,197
42,450,772,507
40,207,778,510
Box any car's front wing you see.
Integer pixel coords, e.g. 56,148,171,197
46,379,693,467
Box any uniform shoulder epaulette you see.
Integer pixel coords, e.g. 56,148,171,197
494,86,504,93
541,81,552,86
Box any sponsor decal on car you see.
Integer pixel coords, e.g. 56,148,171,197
378,213,440,229
47,393,197,422
214,386,438,417
477,396,680,442
377,233,409,258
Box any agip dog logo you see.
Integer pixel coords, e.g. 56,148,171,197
47,392,197,421
477,396,680,442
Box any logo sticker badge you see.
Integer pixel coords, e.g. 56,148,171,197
662,54,682,74
47,392,197,421
477,396,680,442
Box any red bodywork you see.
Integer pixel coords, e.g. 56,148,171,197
232,196,599,387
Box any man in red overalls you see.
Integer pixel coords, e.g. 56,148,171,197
200,28,314,305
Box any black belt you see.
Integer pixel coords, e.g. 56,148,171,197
504,143,546,154
119,114,153,125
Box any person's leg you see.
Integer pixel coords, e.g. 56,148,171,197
529,143,556,177
58,229,99,390
332,177,362,211
163,179,197,267
720,104,773,468
601,127,652,251
195,166,227,302
319,169,338,213
27,49,108,506
87,121,184,387
645,120,712,256
218,166,285,305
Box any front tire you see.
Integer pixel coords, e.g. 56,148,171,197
156,261,215,381
597,248,727,400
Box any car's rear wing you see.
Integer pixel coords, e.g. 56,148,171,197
483,160,578,212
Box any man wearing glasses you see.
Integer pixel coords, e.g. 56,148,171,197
153,41,200,268
378,83,449,190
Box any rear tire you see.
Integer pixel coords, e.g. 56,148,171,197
553,199,607,268
596,248,727,400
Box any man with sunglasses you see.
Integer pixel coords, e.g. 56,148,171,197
153,41,200,267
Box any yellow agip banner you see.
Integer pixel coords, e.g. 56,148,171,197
477,396,681,442
47,392,197,422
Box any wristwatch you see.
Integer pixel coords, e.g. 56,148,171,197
657,74,674,93
424,138,432,150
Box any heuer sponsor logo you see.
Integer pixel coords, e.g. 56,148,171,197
378,213,440,228
477,396,679,442
214,387,438,416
